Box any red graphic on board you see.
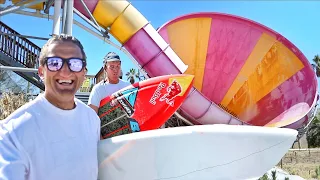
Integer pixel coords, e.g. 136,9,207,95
160,80,182,106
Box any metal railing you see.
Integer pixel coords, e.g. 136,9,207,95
0,21,41,69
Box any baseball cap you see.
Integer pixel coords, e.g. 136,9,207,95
103,52,121,65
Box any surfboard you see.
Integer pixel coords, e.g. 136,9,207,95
98,74,194,139
97,125,297,180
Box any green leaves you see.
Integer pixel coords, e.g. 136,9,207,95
312,54,320,77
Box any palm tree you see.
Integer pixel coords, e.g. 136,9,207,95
136,69,147,81
306,110,320,148
312,54,320,77
306,120,320,148
125,68,139,84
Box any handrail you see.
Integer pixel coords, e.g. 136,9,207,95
0,21,41,69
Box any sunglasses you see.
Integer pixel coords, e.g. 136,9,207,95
103,54,120,64
44,57,86,72
107,54,120,60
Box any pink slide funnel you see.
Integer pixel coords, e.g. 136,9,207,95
156,12,318,129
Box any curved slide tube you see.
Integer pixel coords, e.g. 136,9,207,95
74,0,188,77
18,1,318,129
74,1,248,127
73,3,249,126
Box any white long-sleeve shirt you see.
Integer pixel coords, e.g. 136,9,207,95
0,94,101,180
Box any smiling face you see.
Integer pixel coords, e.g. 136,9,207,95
38,41,86,107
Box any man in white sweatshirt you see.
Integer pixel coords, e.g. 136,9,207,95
88,52,131,113
0,34,100,180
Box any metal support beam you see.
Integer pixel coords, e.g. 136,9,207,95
0,53,44,90
52,0,61,35
79,0,100,30
173,112,194,126
73,8,109,38
61,0,67,33
44,0,55,14
0,66,38,73
64,0,74,35
0,0,46,16
0,32,49,40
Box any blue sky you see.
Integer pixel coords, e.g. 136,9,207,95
1,1,319,83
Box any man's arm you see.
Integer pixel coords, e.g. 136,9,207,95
88,85,100,114
88,104,98,114
0,125,29,180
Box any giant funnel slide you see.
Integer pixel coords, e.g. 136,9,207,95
15,0,318,130
156,13,318,129
158,13,318,129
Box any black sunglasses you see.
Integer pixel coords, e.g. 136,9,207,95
44,57,86,72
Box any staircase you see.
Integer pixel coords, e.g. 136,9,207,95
0,21,44,90
75,92,90,104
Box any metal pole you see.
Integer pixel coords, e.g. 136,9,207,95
61,0,67,33
65,0,74,35
0,0,46,16
0,66,38,73
73,8,107,37
0,32,49,40
52,0,61,35
79,0,100,29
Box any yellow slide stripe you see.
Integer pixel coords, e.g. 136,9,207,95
93,0,148,44
226,40,305,117
12,0,44,10
166,18,212,91
221,33,277,107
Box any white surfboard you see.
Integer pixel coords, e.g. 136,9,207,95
97,125,297,180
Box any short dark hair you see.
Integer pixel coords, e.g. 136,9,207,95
39,34,87,66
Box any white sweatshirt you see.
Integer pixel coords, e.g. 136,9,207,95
0,94,101,180
88,79,131,107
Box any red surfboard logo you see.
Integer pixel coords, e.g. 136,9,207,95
159,80,182,107
149,79,183,107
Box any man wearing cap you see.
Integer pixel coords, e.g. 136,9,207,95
88,52,131,113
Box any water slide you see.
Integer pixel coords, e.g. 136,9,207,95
13,0,318,130
156,13,319,129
